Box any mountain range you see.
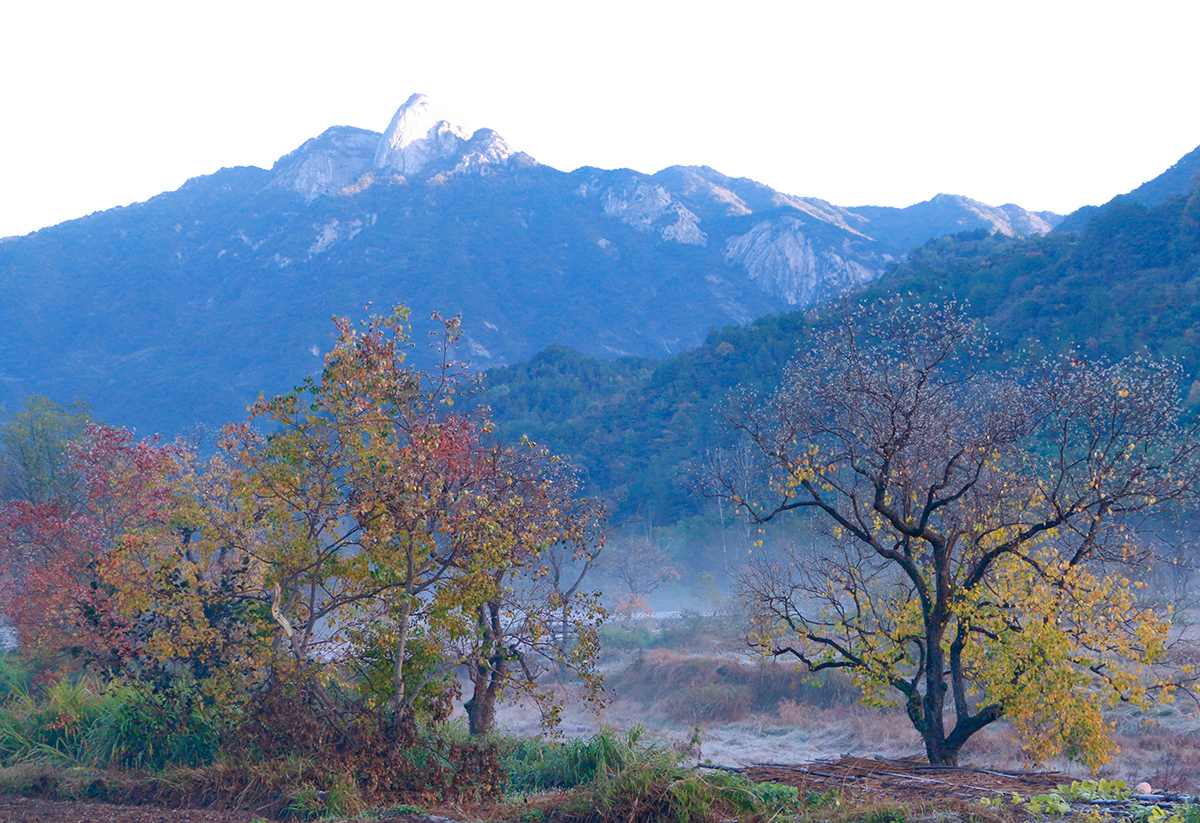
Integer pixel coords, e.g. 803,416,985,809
1,94,1062,434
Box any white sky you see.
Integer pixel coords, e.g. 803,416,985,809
2,0,1199,238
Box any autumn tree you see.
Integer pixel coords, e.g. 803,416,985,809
213,307,605,737
0,397,95,659
604,535,680,620
0,423,186,663
539,494,606,658
708,300,1200,767
0,309,607,753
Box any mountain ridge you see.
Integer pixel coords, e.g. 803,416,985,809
1055,141,1200,233
0,94,1063,434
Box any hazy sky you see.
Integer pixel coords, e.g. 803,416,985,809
3,1,1199,238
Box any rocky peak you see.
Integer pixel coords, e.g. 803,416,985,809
454,128,523,175
373,93,473,175
269,95,528,199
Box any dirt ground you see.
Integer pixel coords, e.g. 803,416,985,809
0,797,469,823
0,795,261,822
0,758,1191,822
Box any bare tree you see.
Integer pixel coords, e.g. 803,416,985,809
604,535,680,620
707,300,1200,767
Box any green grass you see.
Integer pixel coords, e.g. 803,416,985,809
563,760,805,823
0,663,222,770
501,726,665,791
499,726,813,823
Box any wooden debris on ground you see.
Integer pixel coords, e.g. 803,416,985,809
731,756,1197,811
740,756,1064,803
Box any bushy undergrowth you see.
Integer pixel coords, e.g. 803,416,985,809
0,654,506,816
502,726,662,791
0,653,907,822
562,759,804,823
0,670,223,770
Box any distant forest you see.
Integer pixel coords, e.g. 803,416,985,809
482,183,1200,551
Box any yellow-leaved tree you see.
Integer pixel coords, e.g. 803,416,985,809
208,307,605,739
707,300,1199,767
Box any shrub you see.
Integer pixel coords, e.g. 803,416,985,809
89,681,223,769
504,725,802,822
0,676,112,766
0,672,224,770
284,773,366,820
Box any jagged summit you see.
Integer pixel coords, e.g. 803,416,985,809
270,94,526,196
373,93,474,175
370,93,528,177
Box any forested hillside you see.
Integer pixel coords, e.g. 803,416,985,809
483,181,1200,528
875,189,1200,374
481,313,814,527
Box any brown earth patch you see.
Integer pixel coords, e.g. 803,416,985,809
0,794,261,822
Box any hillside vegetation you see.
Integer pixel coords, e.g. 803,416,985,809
483,183,1200,528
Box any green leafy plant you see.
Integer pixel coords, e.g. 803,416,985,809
1025,793,1071,815
1131,804,1200,823
1057,779,1131,801
284,773,365,820
501,726,662,792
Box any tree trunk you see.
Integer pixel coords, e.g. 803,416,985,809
924,731,959,767
465,601,506,736
389,597,414,737
921,621,958,766
464,679,497,736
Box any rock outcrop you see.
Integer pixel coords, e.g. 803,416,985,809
270,126,381,201
373,94,518,178
724,217,879,305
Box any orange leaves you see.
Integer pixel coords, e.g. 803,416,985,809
0,306,605,736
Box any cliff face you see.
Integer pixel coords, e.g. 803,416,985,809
724,217,880,306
